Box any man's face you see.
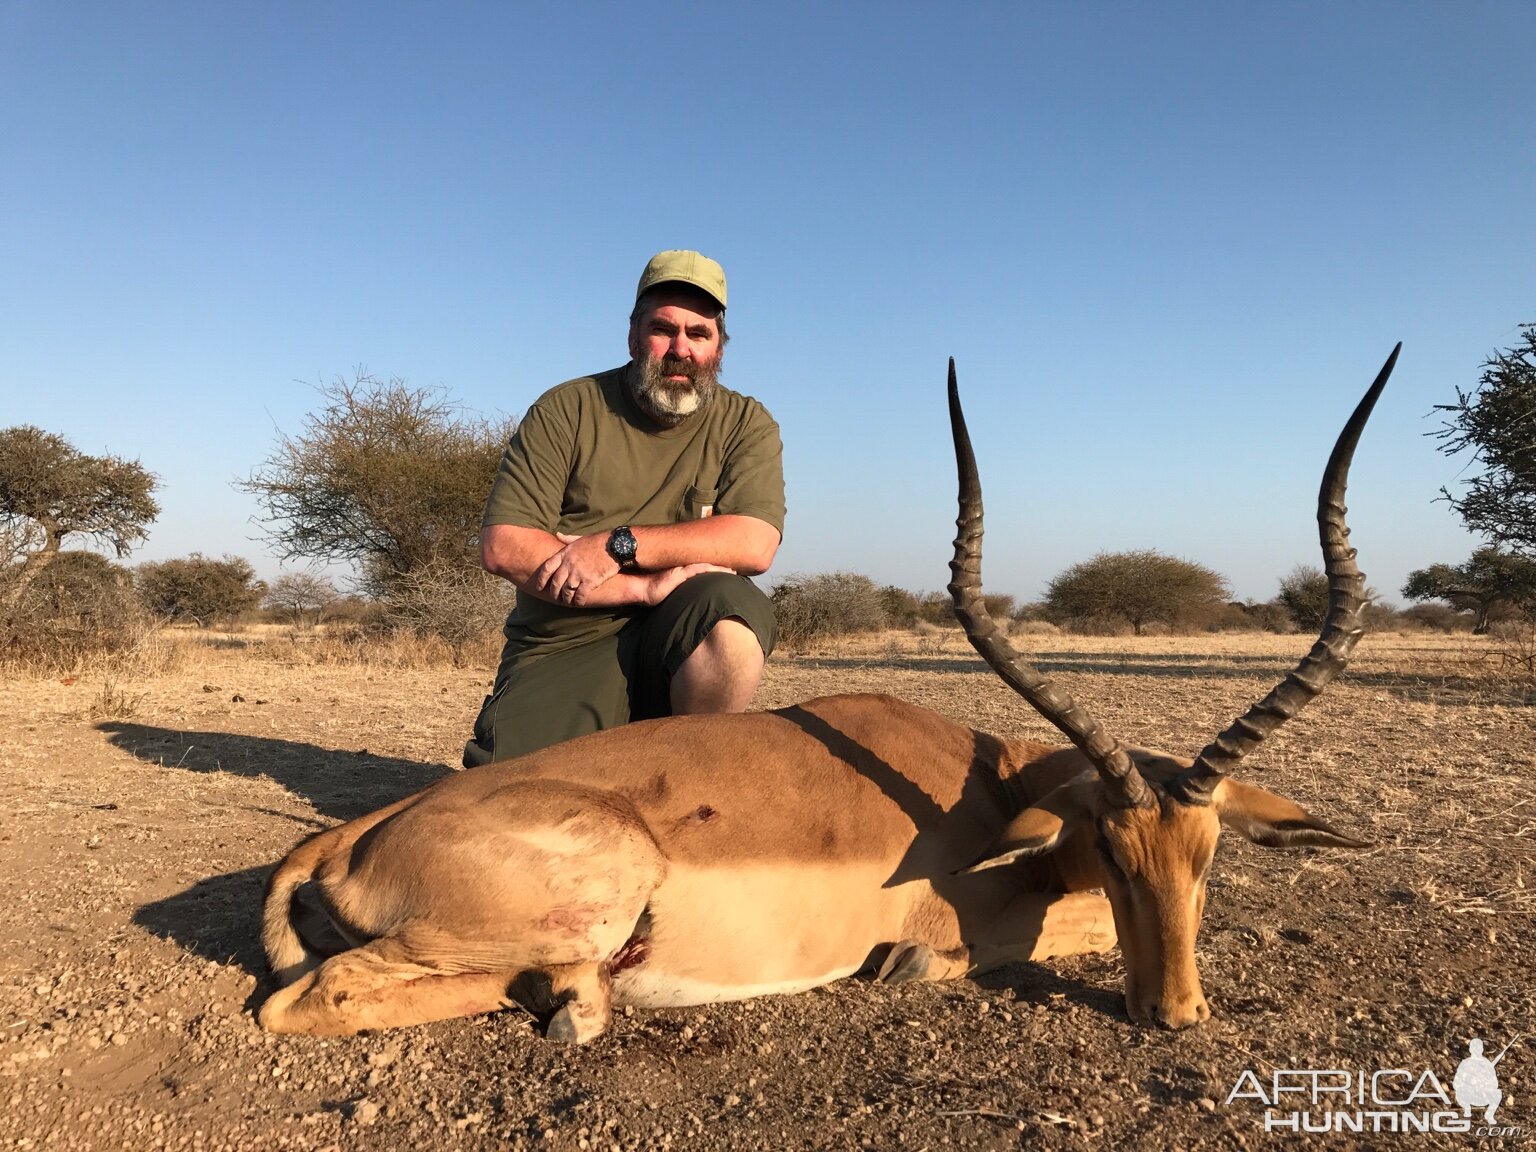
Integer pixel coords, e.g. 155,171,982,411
627,289,724,425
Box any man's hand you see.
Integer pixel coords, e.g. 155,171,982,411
531,531,621,606
640,563,734,606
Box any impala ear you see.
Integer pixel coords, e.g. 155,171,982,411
1213,778,1372,849
956,780,1093,874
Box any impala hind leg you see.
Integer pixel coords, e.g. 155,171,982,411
504,961,615,1045
258,941,519,1035
541,962,614,1045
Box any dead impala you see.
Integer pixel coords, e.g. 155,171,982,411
259,347,1397,1041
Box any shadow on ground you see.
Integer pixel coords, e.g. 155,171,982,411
971,962,1126,1021
106,725,455,981
134,865,272,978
97,722,453,822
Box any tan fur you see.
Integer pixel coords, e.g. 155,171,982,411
258,693,1122,1039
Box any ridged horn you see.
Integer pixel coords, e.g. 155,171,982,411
1188,344,1399,779
947,359,1152,809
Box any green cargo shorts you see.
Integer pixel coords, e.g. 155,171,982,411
462,572,777,767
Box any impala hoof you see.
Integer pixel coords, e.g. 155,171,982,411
545,1005,582,1044
878,941,934,984
544,1001,611,1045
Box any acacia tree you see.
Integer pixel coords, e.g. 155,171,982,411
136,554,266,627
0,426,159,610
263,572,339,627
1044,549,1230,635
1435,325,1536,554
239,374,514,596
1402,547,1536,633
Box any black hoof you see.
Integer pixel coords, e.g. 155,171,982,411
544,1005,581,1044
877,941,933,984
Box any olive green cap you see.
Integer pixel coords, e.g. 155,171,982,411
635,249,727,311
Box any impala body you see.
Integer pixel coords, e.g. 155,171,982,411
259,349,1397,1041
262,696,1119,1039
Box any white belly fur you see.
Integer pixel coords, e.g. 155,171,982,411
604,861,907,1008
612,961,866,1008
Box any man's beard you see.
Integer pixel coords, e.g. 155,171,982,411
630,352,721,427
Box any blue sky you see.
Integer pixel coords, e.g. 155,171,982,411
3,2,1531,604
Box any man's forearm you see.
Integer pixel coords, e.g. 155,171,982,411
629,515,779,576
481,517,775,609
480,524,562,588
480,523,723,608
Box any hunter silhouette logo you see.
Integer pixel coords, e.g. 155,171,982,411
1225,1034,1523,1137
1455,1036,1518,1124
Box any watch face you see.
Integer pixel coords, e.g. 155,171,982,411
609,527,637,565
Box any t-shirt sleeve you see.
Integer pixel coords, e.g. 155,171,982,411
716,401,786,536
480,394,575,531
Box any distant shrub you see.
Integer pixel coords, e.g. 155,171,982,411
1045,550,1229,635
879,585,921,629
1008,618,1061,637
1058,614,1135,637
137,554,266,627
1361,601,1403,631
263,572,338,628
771,572,888,649
1489,619,1536,682
981,593,1016,620
323,595,386,627
1398,603,1477,633
1211,600,1296,634
1276,565,1330,631
378,558,515,662
0,550,157,672
906,591,948,626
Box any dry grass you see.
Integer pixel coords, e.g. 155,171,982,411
149,620,506,671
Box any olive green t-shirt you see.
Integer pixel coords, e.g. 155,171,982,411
482,365,785,658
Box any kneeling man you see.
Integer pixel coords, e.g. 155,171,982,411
465,250,784,765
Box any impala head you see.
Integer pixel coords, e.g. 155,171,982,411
947,347,1398,1029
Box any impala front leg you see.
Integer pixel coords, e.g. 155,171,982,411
878,891,1116,985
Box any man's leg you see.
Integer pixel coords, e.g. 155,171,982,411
670,617,764,714
631,572,777,721
462,633,631,767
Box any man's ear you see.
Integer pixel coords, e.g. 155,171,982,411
957,778,1095,874
1213,778,1372,849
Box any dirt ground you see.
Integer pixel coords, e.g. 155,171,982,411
2,627,1533,1150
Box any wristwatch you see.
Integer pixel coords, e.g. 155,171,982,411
606,525,639,570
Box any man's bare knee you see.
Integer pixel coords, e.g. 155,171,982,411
671,617,764,714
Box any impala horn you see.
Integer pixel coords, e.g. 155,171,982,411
948,359,1152,810
1182,344,1399,789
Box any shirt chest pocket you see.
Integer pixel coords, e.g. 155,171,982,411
683,485,717,520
